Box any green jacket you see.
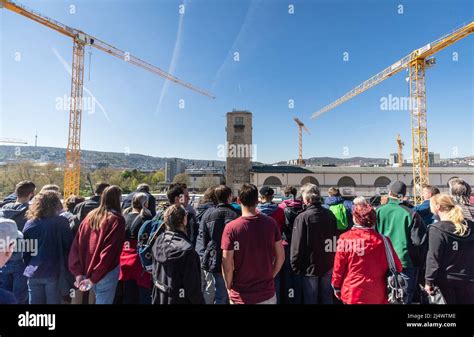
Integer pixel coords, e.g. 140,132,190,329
376,198,427,268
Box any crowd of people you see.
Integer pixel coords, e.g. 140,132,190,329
0,177,473,305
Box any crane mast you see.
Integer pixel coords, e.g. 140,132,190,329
311,21,474,204
2,0,214,197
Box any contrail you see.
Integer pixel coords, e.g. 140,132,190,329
211,0,263,91
154,0,188,116
51,47,111,123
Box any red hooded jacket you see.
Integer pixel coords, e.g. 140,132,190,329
332,226,402,304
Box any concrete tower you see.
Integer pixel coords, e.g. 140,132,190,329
225,110,253,194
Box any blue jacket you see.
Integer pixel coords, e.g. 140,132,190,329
323,196,354,228
413,199,435,226
22,216,73,279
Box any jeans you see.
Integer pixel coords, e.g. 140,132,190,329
92,266,119,305
213,272,228,304
0,259,28,304
302,269,333,304
281,245,303,304
28,277,61,304
401,267,418,304
202,270,229,304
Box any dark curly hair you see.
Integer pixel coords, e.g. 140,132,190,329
26,191,63,220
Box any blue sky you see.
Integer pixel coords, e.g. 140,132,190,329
1,0,473,164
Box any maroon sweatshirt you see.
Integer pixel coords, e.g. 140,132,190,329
69,211,126,284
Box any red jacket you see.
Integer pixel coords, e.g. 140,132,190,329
332,227,402,304
69,211,126,284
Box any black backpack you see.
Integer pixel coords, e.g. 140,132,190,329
283,206,303,242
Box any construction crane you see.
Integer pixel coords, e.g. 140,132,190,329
311,21,474,204
396,134,404,167
293,117,311,166
1,0,215,197
0,138,27,144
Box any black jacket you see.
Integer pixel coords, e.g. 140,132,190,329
71,195,101,236
122,191,157,217
195,203,239,273
152,230,204,304
425,220,474,285
290,203,338,277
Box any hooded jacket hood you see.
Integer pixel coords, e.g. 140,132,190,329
257,202,279,216
154,230,193,264
281,198,303,209
431,220,474,242
0,202,29,230
324,196,345,206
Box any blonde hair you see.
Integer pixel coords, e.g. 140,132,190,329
431,194,467,236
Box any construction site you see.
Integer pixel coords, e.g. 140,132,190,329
1,0,472,205
0,1,473,332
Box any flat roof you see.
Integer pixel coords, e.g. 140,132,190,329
251,165,474,174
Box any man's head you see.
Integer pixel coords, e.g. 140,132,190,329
215,185,232,204
328,187,341,197
388,181,407,199
422,185,440,201
136,183,150,193
94,182,110,196
167,183,189,206
259,186,275,203
300,183,321,205
65,195,86,213
15,181,36,202
283,186,297,198
238,184,259,208
0,219,18,268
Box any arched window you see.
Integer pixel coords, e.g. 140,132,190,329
301,176,319,186
263,176,282,186
338,176,356,187
374,176,391,188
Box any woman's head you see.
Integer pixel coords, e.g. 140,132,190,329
352,203,376,227
88,185,122,230
449,179,471,206
200,186,217,205
132,192,149,210
65,195,85,213
26,191,63,220
163,204,187,232
430,194,467,235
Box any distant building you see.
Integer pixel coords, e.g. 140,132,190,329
251,165,474,198
165,158,186,183
389,153,399,166
428,152,441,166
185,168,225,192
225,110,253,194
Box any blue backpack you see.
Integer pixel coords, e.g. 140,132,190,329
137,211,165,273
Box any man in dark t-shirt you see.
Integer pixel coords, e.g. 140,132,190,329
221,184,285,304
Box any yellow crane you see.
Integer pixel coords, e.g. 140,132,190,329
1,0,214,197
311,21,474,204
293,117,311,166
396,134,404,167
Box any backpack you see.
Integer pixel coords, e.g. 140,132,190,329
329,203,349,230
283,206,303,242
137,211,165,273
